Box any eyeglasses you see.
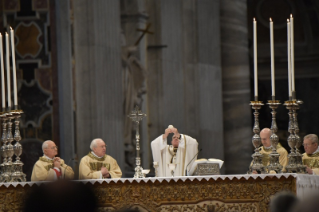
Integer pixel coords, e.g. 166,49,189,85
303,143,314,147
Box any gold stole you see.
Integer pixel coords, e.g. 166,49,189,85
182,135,186,174
303,152,319,168
39,157,61,171
87,152,111,171
261,143,283,167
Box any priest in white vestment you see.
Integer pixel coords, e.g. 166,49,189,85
151,125,198,177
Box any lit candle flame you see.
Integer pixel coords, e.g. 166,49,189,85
287,19,290,23
253,17,256,21
270,18,272,22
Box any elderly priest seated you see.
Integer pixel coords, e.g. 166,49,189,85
151,125,198,177
31,140,74,181
302,134,319,175
79,138,122,179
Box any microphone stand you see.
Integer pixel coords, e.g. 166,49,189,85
185,149,202,176
63,158,74,180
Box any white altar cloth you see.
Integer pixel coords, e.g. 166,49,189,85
1,174,318,198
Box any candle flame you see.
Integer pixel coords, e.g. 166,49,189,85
287,19,290,23
290,14,293,18
269,18,272,22
5,32,8,35
253,17,256,21
10,26,12,30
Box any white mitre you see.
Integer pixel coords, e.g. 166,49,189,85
168,125,174,129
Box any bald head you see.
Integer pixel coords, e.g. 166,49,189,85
90,138,107,157
42,140,58,159
260,128,271,148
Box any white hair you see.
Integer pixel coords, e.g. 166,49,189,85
42,140,52,153
304,134,319,145
90,138,103,150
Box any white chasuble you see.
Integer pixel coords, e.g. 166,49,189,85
151,134,198,177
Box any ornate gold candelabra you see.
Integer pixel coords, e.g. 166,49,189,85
11,110,26,182
249,101,266,174
5,112,15,182
284,100,306,173
266,100,283,173
284,100,298,173
0,109,26,182
0,112,9,182
293,100,306,173
128,105,147,178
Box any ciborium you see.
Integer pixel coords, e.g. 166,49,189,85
128,105,147,178
248,101,266,174
266,100,283,173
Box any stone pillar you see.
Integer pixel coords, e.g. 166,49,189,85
195,0,224,164
55,0,76,166
73,0,124,172
120,0,150,175
147,0,224,166
221,0,252,174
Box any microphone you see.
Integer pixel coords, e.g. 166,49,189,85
63,158,74,180
185,148,202,176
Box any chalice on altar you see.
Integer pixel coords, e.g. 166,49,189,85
168,163,177,177
142,169,150,178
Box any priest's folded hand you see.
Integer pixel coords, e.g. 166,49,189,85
101,166,110,178
306,166,313,174
53,158,61,169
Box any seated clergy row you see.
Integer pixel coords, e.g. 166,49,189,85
31,138,122,181
250,128,319,175
31,126,319,181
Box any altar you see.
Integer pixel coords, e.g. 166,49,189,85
0,174,318,212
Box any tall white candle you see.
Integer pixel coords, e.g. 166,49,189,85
10,27,17,106
290,14,295,93
0,33,5,108
287,20,292,98
5,32,11,108
270,18,275,97
253,18,258,99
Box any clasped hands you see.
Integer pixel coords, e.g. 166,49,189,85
53,157,61,169
163,127,180,140
101,166,110,178
306,166,313,174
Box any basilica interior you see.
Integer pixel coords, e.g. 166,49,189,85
0,0,318,179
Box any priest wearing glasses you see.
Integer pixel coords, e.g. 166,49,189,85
302,134,319,175
79,138,122,179
31,140,74,181
151,125,198,177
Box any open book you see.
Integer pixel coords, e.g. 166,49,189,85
187,158,224,176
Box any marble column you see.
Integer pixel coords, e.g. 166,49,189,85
221,0,252,174
147,0,224,166
120,0,150,175
73,0,124,173
55,0,76,167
